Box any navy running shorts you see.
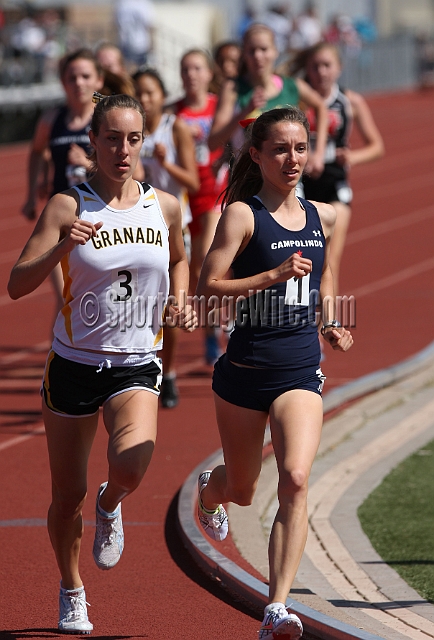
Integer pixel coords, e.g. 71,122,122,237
212,354,326,412
42,351,162,417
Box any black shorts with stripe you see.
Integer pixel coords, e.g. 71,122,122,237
42,351,162,417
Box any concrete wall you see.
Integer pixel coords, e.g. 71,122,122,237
153,3,225,97
376,0,434,36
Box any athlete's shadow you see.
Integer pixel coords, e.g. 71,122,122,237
164,490,260,620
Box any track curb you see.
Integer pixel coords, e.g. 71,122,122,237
177,340,434,640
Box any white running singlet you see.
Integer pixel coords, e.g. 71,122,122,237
140,113,192,228
53,181,170,354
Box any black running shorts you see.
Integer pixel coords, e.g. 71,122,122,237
42,351,162,417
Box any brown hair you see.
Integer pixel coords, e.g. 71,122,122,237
88,94,146,166
180,48,214,71
242,23,276,49
101,69,136,97
221,106,310,207
290,42,341,78
59,48,102,80
132,67,168,97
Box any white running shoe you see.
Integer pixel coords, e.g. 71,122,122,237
92,482,124,570
197,470,228,541
258,604,303,639
58,585,93,634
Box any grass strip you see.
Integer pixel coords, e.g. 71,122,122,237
358,438,434,603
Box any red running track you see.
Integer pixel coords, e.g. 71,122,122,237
1,89,434,639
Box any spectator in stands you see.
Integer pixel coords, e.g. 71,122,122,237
114,0,156,71
296,2,322,47
415,32,434,89
324,14,361,57
259,3,292,56
237,4,257,40
10,11,46,82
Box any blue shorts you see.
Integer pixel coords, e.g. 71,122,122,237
212,354,325,412
42,351,162,417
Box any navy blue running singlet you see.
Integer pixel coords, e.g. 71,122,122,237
226,196,325,370
49,106,91,196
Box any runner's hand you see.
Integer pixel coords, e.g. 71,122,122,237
322,326,353,352
272,252,312,282
168,304,198,332
62,219,103,252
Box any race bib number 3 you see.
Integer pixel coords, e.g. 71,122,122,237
110,268,138,302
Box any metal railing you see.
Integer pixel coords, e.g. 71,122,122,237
339,33,418,93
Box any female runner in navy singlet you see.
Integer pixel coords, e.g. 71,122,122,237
195,106,353,639
9,94,197,634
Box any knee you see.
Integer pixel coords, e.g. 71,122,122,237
51,485,87,520
109,443,154,492
277,468,309,504
110,465,145,494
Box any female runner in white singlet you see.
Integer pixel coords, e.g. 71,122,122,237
8,93,197,634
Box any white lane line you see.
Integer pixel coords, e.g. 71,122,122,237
0,518,160,527
0,341,50,365
354,170,434,205
0,424,45,452
305,398,434,638
346,203,434,246
351,256,434,298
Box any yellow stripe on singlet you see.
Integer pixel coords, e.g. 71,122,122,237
153,304,166,347
60,254,74,342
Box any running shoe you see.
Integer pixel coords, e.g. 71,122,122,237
92,482,124,570
258,604,303,638
197,470,228,541
58,585,93,634
160,376,179,408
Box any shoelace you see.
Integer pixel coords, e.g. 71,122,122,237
96,515,119,548
264,607,287,628
61,594,91,621
212,507,227,528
